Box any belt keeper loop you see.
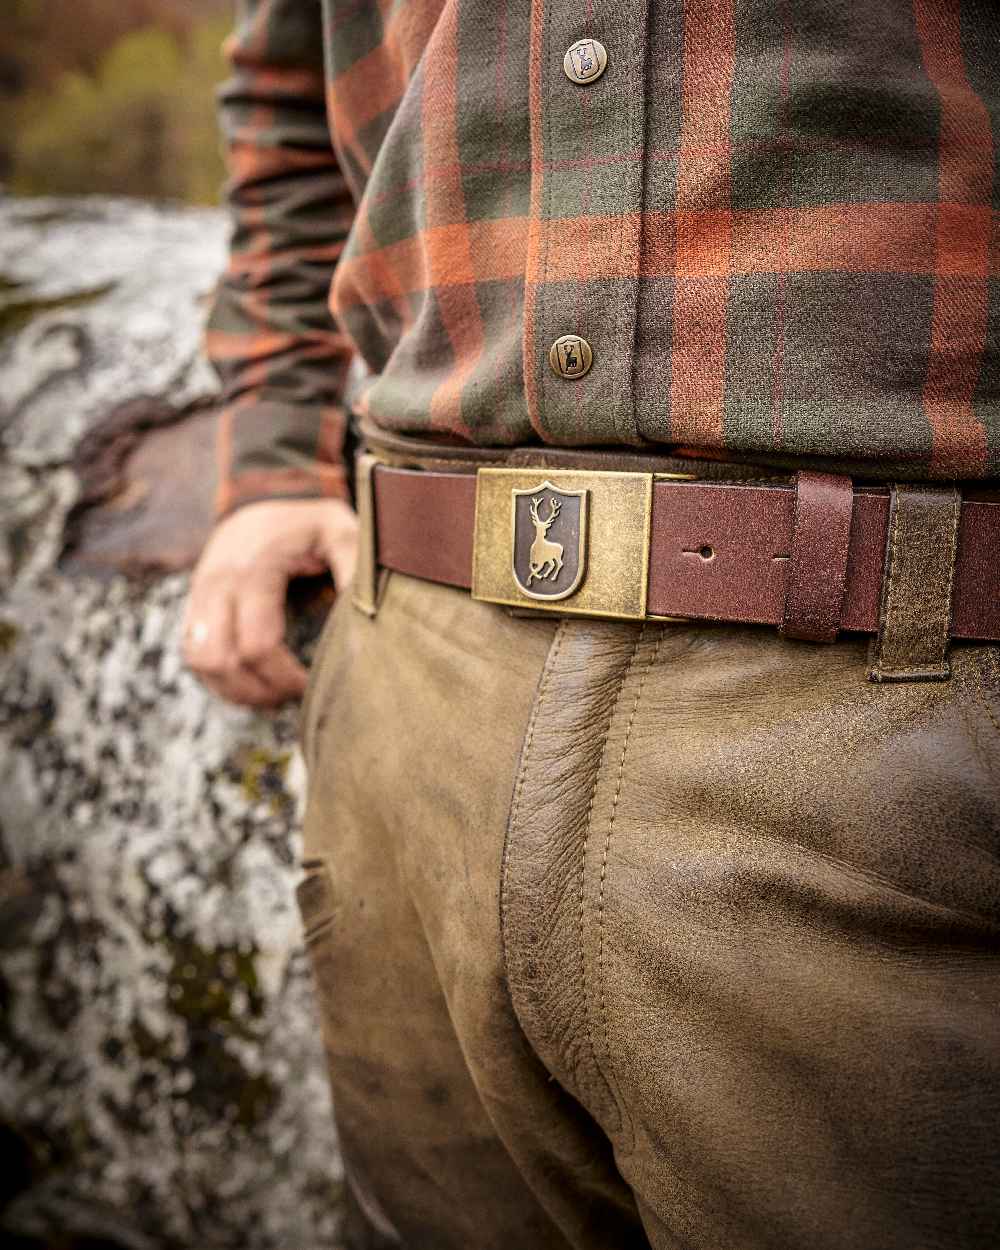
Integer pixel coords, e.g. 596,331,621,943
869,484,961,682
351,452,383,618
780,470,854,643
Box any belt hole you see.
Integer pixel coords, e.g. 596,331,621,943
698,545,715,562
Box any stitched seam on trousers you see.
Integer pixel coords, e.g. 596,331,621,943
578,626,645,1140
974,648,1000,758
303,915,336,945
574,636,640,1131
980,691,1000,740
597,627,663,1153
499,620,567,957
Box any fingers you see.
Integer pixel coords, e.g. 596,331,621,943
182,497,360,709
247,645,309,699
323,501,360,591
182,579,233,676
184,577,286,708
200,663,276,708
235,582,308,700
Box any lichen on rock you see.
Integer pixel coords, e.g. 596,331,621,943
0,197,343,1250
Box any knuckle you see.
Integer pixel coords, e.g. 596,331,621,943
238,642,270,666
240,631,283,664
197,651,235,678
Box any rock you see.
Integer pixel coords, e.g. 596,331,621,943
63,401,219,577
0,198,223,467
0,197,344,1250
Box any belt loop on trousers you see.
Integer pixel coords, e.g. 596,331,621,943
780,471,854,643
352,452,383,618
868,483,962,682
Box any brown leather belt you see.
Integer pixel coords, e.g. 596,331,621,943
366,461,1000,641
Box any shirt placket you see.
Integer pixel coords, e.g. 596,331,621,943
524,0,652,446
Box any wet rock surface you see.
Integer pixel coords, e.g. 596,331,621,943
0,197,343,1249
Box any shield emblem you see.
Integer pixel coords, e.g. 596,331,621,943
511,481,588,601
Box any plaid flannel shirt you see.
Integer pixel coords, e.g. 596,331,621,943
208,0,1000,515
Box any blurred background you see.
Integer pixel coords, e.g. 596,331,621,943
2,0,228,203
1,5,345,1249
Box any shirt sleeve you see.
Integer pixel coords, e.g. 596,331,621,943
207,0,356,517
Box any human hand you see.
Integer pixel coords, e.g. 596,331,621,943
182,497,358,707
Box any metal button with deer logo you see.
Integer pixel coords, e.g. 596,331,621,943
511,482,588,601
549,334,593,379
563,38,608,85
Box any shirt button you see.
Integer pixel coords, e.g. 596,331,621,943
563,38,608,85
549,335,593,379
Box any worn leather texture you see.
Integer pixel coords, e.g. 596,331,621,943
299,577,643,1249
300,574,1000,1249
371,464,1000,641
871,484,962,681
780,471,854,641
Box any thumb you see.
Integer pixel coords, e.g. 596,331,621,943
321,501,360,592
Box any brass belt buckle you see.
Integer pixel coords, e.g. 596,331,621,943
471,468,654,620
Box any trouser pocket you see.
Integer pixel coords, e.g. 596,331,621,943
296,858,336,943
295,857,340,1038
299,592,351,774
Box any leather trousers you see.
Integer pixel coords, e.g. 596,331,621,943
299,571,1000,1250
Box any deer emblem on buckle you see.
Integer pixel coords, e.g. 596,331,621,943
511,481,588,602
527,494,563,584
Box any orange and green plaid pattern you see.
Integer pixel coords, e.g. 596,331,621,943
208,0,1000,513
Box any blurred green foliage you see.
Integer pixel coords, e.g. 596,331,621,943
3,2,230,204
